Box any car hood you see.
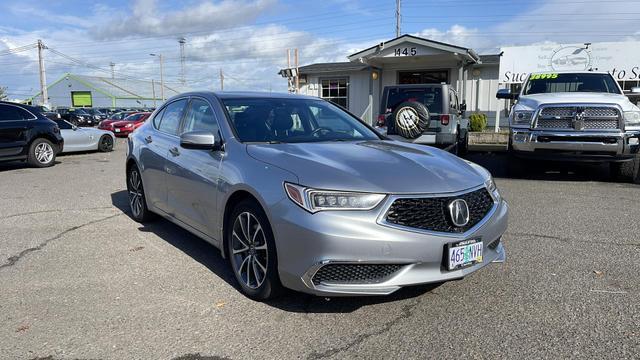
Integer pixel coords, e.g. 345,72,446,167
112,121,134,127
518,92,637,111
246,140,485,194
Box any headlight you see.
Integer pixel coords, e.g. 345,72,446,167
485,178,501,202
126,123,133,128
624,111,640,126
285,183,386,213
512,110,533,126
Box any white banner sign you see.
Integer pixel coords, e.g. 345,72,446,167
499,41,640,83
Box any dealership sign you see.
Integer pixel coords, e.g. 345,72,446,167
500,41,640,83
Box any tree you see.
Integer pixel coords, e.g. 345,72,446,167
0,86,7,101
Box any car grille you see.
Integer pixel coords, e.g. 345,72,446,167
312,264,403,285
385,188,494,233
535,106,620,130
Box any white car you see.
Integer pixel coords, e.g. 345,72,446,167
53,119,115,153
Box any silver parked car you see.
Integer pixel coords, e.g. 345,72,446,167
126,92,508,300
53,119,115,153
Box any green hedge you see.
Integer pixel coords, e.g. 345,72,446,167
469,113,488,132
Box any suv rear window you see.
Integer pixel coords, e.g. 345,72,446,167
385,88,443,114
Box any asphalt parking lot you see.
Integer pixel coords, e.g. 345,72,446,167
0,139,638,359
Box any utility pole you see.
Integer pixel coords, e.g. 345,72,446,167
110,62,115,79
178,37,186,86
396,0,401,37
287,49,292,93
294,48,299,94
150,53,165,102
219,69,224,91
151,79,157,108
37,39,48,107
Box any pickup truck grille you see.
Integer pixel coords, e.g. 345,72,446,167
535,106,620,130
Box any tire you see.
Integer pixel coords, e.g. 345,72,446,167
610,158,640,183
98,135,114,152
126,165,155,222
457,128,469,156
392,101,430,139
27,138,56,168
226,199,282,300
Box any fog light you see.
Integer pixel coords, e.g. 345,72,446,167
629,138,639,146
513,133,528,142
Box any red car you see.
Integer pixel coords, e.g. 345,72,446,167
98,111,136,132
111,112,151,137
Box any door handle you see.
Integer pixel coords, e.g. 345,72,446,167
169,147,180,157
144,135,153,144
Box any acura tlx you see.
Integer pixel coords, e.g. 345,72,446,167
126,91,508,300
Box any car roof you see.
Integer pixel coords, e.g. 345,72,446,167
168,90,320,101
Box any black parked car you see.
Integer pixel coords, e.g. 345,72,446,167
57,108,96,126
32,105,61,121
0,101,64,167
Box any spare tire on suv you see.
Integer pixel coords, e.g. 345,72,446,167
392,101,430,139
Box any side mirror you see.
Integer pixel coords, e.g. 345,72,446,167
180,131,221,150
631,87,640,94
496,88,518,100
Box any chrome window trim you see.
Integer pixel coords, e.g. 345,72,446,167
375,184,499,239
532,103,624,132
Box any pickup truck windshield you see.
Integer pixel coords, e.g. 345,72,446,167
523,73,621,95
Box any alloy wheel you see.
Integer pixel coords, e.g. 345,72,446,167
231,212,268,289
35,142,54,164
100,136,113,151
128,169,144,218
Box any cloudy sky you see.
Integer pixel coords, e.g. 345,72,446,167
1,0,639,101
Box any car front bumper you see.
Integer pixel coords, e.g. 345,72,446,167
510,129,640,162
271,194,508,296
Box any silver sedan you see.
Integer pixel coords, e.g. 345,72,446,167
54,119,115,153
126,92,508,300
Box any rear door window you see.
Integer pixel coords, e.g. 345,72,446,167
0,105,32,121
157,99,187,135
386,88,443,114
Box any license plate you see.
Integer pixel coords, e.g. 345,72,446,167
447,239,483,270
115,128,120,132
414,134,436,144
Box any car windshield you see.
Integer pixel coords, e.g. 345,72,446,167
523,73,621,95
386,87,443,113
222,98,380,143
124,113,145,121
74,109,90,115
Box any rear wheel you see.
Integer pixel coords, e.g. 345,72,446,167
456,128,469,156
98,135,114,152
127,165,155,222
227,199,282,300
27,138,56,168
610,158,640,183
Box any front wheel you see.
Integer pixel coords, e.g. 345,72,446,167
27,138,56,168
227,200,282,300
610,158,640,183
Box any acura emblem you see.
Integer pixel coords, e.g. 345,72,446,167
448,199,470,227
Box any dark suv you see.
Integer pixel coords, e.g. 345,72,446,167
377,84,468,154
0,101,64,167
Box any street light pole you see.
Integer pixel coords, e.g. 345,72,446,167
150,53,165,103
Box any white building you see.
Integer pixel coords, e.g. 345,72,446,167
289,35,640,128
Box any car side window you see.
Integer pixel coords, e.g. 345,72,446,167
0,105,33,121
181,98,220,135
157,99,188,135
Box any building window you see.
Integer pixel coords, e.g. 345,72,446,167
321,78,348,108
398,70,448,84
71,91,92,107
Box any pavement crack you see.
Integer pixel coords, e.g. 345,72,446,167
0,213,122,271
0,206,114,220
306,299,420,360
507,231,640,248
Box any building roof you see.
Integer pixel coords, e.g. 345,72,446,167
347,34,481,63
297,62,369,74
28,73,189,103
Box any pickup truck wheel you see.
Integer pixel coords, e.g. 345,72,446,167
610,158,640,183
392,101,429,139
